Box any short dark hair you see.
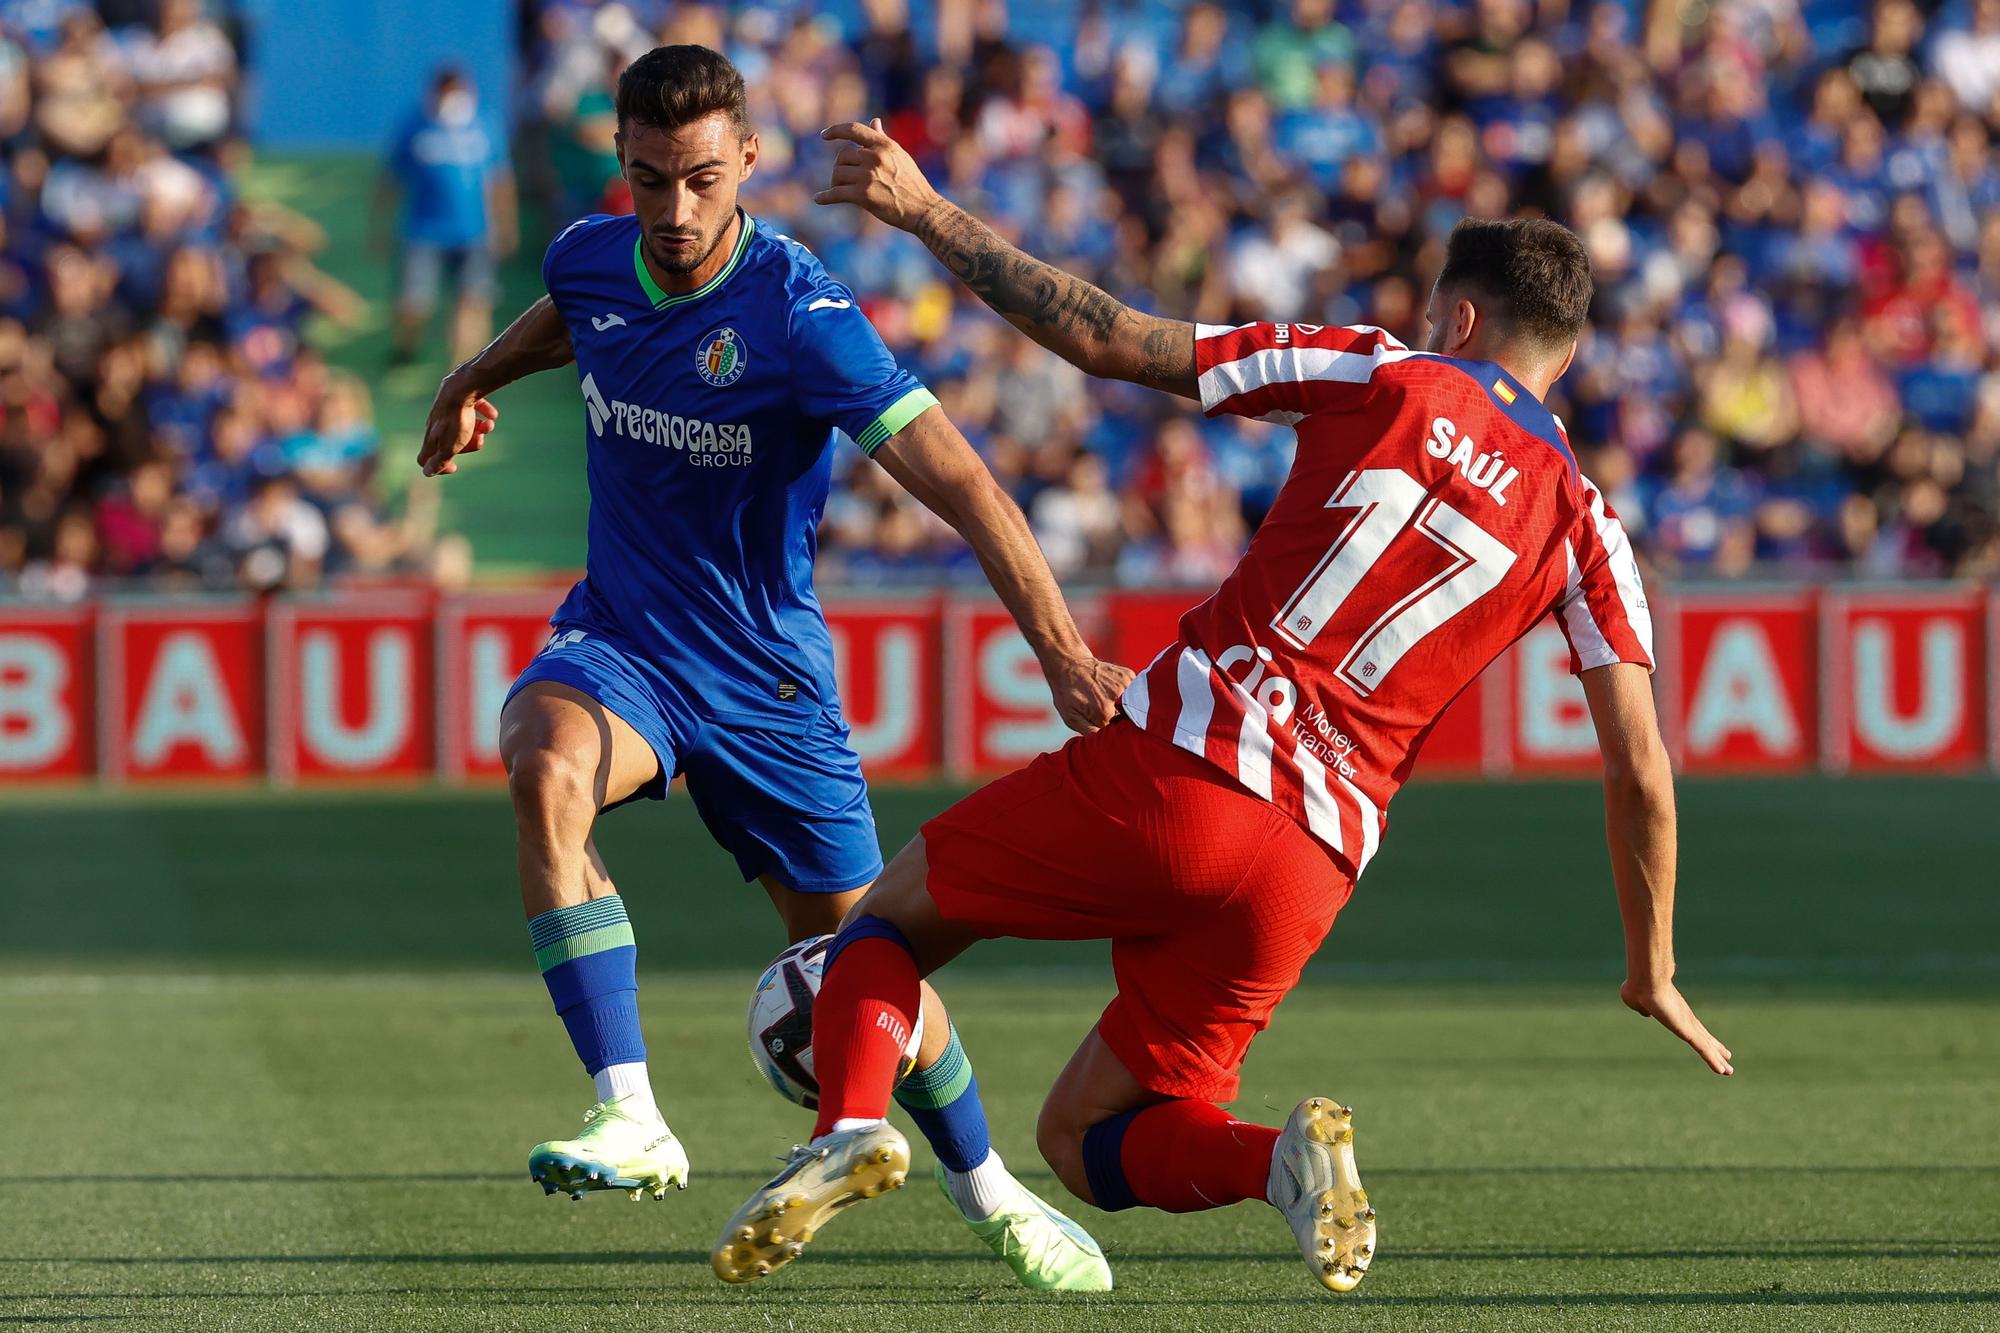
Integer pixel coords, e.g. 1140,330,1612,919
615,45,749,139
1436,217,1593,350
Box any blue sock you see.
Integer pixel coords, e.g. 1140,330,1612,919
1080,1109,1143,1212
529,897,645,1076
893,1022,992,1172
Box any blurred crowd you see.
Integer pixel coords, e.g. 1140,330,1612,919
526,0,2000,584
4,0,1996,600
0,0,454,600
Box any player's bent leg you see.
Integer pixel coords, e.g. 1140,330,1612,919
757,873,1099,1287
733,733,1037,1238
1041,823,1374,1294
1044,1032,1374,1292
713,844,949,1281
500,682,685,1201
718,838,1109,1290
1036,1025,1167,1205
1041,1027,1286,1220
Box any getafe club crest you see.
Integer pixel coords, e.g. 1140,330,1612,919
695,326,747,387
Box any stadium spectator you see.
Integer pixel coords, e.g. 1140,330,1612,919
14,0,2000,596
377,66,516,370
0,3,436,599
1935,0,2000,113
123,0,235,150
652,0,2000,583
1646,427,1757,577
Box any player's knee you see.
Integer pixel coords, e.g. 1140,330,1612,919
505,745,594,827
1034,1101,1092,1202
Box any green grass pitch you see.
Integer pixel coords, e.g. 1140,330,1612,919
1,776,1996,1331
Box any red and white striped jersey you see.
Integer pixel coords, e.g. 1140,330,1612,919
1122,322,1653,879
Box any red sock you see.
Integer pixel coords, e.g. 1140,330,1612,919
809,935,920,1139
1116,1100,1280,1213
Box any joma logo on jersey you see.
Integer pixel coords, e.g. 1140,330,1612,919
579,373,753,466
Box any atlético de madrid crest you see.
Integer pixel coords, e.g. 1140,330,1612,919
695,326,747,387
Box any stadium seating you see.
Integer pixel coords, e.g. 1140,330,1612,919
528,0,2000,584
0,3,440,599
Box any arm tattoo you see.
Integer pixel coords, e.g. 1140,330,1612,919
912,198,1195,395
1140,323,1195,390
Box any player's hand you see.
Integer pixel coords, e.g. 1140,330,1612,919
418,379,498,477
1622,976,1734,1076
1049,655,1136,735
815,119,941,232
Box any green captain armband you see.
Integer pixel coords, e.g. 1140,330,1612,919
853,387,940,456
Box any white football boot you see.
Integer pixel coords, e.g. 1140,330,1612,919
1266,1096,1376,1293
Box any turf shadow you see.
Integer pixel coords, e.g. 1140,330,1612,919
3,1162,1994,1190
0,1251,987,1268
1111,1242,2000,1264
1335,1290,2000,1310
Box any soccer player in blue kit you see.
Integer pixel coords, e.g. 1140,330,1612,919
416,47,1125,1291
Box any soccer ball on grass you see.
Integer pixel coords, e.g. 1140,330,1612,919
746,933,923,1108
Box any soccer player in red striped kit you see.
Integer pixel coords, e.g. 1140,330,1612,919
712,121,1735,1294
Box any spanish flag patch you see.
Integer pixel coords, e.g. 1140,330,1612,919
1492,380,1517,405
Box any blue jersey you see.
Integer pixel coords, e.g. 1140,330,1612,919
542,210,936,732
390,111,504,248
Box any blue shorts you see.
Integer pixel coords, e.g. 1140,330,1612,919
507,625,882,894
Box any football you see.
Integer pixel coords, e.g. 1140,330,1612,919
747,934,924,1108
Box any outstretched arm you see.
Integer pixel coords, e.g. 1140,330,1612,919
1581,662,1734,1076
873,407,1133,732
418,296,574,477
817,120,1197,400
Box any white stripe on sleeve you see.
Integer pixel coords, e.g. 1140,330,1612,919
1557,537,1618,668
1197,341,1419,415
1170,647,1214,757
1586,487,1654,660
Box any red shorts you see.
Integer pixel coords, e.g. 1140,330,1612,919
921,718,1352,1102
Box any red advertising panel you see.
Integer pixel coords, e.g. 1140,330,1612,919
99,600,261,782
269,593,434,783
946,600,1098,778
2,586,1996,788
827,599,942,781
1495,620,1605,775
1823,587,1987,772
436,592,564,781
0,605,91,782
1660,591,1815,773
1103,590,1200,674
